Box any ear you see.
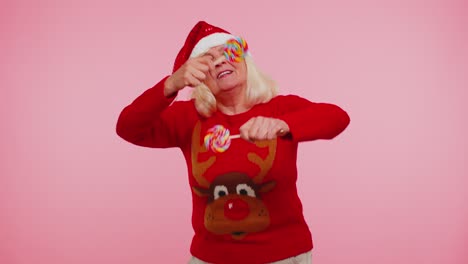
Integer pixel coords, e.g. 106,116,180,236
192,186,210,197
259,181,276,193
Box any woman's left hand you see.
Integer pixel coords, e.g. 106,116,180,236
239,116,290,141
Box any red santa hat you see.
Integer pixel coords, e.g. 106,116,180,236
172,21,236,73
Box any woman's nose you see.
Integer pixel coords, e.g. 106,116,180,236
214,55,226,66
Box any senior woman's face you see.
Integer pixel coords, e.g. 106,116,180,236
201,45,247,95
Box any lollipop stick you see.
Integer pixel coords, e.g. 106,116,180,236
230,134,241,139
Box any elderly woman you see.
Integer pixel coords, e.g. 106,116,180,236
116,21,350,264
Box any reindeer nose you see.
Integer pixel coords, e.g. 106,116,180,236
224,198,250,220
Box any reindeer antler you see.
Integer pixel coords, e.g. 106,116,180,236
248,139,277,184
191,121,215,188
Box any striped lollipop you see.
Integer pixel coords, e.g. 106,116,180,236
223,37,248,62
204,125,240,153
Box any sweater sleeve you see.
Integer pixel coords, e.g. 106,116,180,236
116,76,197,148
276,95,350,142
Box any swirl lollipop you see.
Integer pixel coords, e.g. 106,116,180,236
224,37,248,62
214,37,249,64
204,125,240,153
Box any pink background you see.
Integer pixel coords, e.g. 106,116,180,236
2,0,467,263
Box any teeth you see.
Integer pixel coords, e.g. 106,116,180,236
218,71,232,78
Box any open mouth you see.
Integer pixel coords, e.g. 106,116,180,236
217,70,233,79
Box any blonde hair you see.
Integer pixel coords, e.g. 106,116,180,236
192,56,278,118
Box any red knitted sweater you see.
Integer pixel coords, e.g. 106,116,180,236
116,77,350,264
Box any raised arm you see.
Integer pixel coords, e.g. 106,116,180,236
116,77,195,148
116,54,217,148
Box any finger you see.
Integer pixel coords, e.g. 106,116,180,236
200,57,216,73
239,119,254,141
258,119,272,140
249,117,265,141
260,119,286,140
197,55,214,64
184,73,202,87
264,119,280,140
207,60,215,72
188,67,206,81
193,60,211,72
266,123,279,140
276,119,290,136
195,56,216,70
260,128,271,141
277,128,288,137
270,121,283,136
185,58,210,75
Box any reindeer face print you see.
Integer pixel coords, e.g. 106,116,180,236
194,172,276,240
191,121,277,240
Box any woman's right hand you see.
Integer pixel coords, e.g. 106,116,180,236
164,56,214,97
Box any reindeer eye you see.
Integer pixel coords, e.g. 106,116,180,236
213,185,228,200
236,184,256,197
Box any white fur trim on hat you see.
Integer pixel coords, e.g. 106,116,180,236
190,33,235,58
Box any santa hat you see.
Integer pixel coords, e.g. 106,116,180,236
172,21,236,73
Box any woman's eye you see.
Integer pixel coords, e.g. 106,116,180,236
214,185,228,200
236,184,255,197
203,54,215,61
